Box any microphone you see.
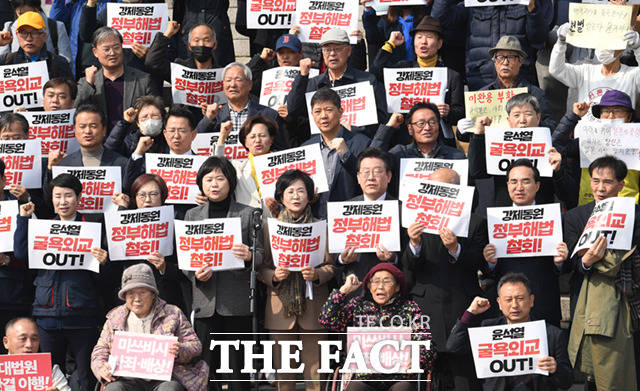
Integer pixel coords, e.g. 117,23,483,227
252,209,263,231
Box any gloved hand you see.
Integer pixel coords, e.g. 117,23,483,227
625,30,640,50
457,118,474,134
557,23,570,43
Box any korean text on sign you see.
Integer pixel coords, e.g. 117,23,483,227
105,206,175,260
109,332,177,381
484,127,553,177
146,154,208,204
252,144,329,198
399,178,474,237
28,220,102,273
327,200,400,253
293,0,359,43
571,196,636,256
0,200,18,253
574,121,640,171
23,109,79,156
566,3,632,50
487,203,563,258
345,327,413,374
0,140,41,189
192,132,248,160
267,218,327,271
174,217,245,271
465,87,527,127
247,0,296,28
0,353,52,391
107,3,168,48
171,63,224,108
464,0,528,7
400,158,469,186
0,61,49,111
52,166,121,214
468,320,549,378
383,67,448,112
259,66,319,109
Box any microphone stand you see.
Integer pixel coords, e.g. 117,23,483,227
249,210,262,391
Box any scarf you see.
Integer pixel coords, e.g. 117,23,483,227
417,54,438,68
615,247,640,329
276,205,314,318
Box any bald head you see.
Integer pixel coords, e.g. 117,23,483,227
430,168,460,185
3,318,39,354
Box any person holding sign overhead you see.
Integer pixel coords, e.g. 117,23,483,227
13,173,109,391
183,156,264,391
258,169,335,391
446,273,573,390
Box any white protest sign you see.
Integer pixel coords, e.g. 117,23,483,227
574,121,640,170
28,220,102,273
192,132,248,160
0,140,41,189
0,61,49,111
52,166,121,214
487,203,563,258
105,206,174,261
259,66,319,109
267,218,327,271
305,82,378,134
107,3,168,48
400,158,469,186
468,320,549,378
24,109,80,156
0,200,18,252
465,88,528,127
583,0,640,4
566,3,632,49
145,154,208,204
464,0,528,6
175,217,245,271
399,178,474,237
366,0,426,7
484,127,553,177
345,327,413,374
571,197,636,256
247,0,296,28
110,332,177,381
383,67,448,112
327,201,400,253
293,0,359,44
252,144,329,198
171,63,224,107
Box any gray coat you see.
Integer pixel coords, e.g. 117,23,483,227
183,201,264,318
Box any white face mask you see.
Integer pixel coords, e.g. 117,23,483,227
595,49,618,65
139,119,163,136
598,117,626,124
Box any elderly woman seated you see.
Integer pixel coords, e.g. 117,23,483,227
91,264,208,391
318,263,435,391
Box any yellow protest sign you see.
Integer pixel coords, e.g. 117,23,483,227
464,87,528,127
566,3,632,49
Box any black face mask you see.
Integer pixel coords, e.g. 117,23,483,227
191,46,213,62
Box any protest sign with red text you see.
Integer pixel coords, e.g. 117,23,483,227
260,66,319,109
366,0,426,7
171,64,224,107
383,68,448,112
146,154,207,204
468,320,548,378
175,217,244,271
484,127,553,177
52,166,121,213
0,200,18,253
327,201,400,253
399,178,474,237
465,88,527,127
28,220,102,273
465,0,528,7
107,3,168,47
105,206,174,261
0,61,48,111
252,144,329,198
487,203,563,258
293,0,359,43
346,327,412,374
305,82,378,134
0,353,51,391
571,197,635,256
23,109,79,156
247,0,296,28
400,158,469,186
0,140,41,189
109,332,177,381
268,218,326,271
192,132,248,160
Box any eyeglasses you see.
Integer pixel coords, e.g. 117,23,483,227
494,54,521,64
408,119,438,129
370,278,395,287
322,45,348,54
136,191,161,200
17,30,44,39
98,44,123,54
165,128,191,135
358,168,386,178
600,108,629,115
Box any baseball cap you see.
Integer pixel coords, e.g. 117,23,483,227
16,11,45,31
319,28,350,46
276,34,302,52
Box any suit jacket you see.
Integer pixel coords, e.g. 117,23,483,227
301,127,371,219
183,201,264,318
401,213,487,349
258,218,336,330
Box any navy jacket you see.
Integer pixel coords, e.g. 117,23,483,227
103,120,169,158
